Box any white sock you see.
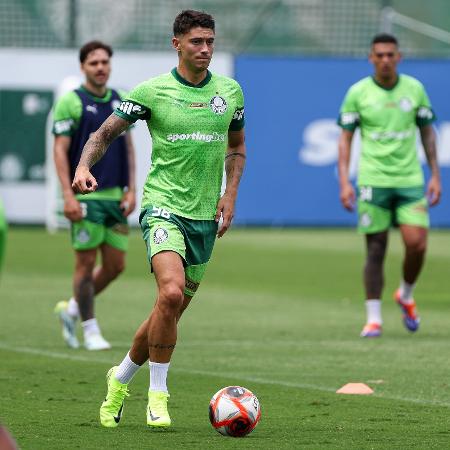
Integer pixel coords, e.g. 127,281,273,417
81,318,101,337
366,299,382,325
149,361,170,393
67,297,79,318
399,280,415,303
115,352,141,384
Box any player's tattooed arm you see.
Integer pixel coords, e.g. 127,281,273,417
224,129,246,198
215,129,246,238
420,124,441,206
78,114,131,168
72,114,131,193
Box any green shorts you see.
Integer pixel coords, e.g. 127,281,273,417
139,205,218,297
71,199,129,251
0,199,7,271
357,186,429,234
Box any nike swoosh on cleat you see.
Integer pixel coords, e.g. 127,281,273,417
149,410,160,421
114,403,124,423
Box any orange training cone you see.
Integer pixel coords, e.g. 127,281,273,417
336,383,374,395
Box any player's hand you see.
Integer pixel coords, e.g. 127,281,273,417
215,192,235,238
340,182,356,211
427,175,441,206
120,190,136,217
63,196,83,222
72,166,98,194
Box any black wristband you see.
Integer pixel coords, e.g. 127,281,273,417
225,152,246,159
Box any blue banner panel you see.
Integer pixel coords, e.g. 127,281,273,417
234,56,450,226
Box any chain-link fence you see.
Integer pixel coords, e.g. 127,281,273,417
1,0,449,56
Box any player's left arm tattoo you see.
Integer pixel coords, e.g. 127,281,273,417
224,129,246,197
420,125,440,177
78,114,132,169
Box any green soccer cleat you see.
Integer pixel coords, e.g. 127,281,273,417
147,391,171,428
100,367,129,428
54,300,79,349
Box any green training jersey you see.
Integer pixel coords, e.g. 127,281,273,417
338,75,435,187
114,68,245,220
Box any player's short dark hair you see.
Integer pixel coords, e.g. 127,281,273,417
79,40,113,63
371,33,398,46
173,10,215,36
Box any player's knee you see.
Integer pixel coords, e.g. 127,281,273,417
158,284,184,315
75,252,96,273
104,260,125,280
75,261,95,279
406,238,426,255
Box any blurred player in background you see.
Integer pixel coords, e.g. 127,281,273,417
72,10,246,428
52,41,136,350
337,33,441,338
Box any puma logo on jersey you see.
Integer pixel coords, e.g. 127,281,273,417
86,105,98,114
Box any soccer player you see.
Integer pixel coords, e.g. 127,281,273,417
72,10,246,428
52,41,136,350
337,33,441,338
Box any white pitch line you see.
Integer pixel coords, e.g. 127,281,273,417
0,343,112,364
1,343,450,408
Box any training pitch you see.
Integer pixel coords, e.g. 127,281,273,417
1,227,450,449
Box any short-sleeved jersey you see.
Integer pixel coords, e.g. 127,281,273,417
338,75,435,187
114,68,245,220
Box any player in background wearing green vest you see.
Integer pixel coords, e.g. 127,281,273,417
53,41,137,351
72,11,246,428
337,34,441,338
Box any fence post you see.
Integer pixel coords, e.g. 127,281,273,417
69,0,77,47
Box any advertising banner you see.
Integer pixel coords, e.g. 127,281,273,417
234,57,450,226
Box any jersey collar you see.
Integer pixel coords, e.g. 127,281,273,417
79,85,112,102
171,68,212,88
371,75,400,91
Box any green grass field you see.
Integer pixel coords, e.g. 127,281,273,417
1,227,450,449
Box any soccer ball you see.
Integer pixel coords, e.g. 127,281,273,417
209,386,261,437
